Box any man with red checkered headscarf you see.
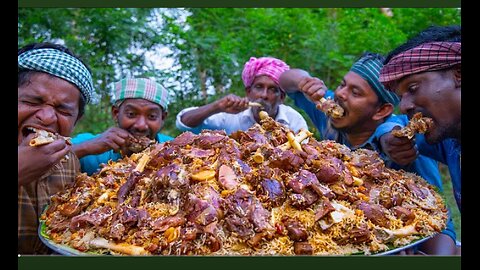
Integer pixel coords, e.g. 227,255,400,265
71,77,173,175
176,56,307,135
378,25,461,255
279,46,459,255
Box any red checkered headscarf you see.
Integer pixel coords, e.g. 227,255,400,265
379,42,461,90
241,57,290,89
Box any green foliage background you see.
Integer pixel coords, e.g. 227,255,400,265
18,7,460,240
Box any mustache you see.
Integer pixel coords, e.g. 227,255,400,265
252,99,273,112
408,110,430,119
128,130,152,138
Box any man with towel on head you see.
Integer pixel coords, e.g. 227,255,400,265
176,56,308,135
72,77,173,176
279,52,458,255
379,25,461,219
18,42,96,254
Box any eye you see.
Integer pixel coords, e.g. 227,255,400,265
253,85,263,91
57,109,73,117
126,111,136,118
148,113,159,120
21,100,37,106
335,81,345,90
268,87,280,95
351,88,361,96
407,84,418,94
19,98,40,106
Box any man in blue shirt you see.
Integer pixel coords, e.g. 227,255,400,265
379,26,461,255
72,77,173,175
279,52,457,255
379,26,461,215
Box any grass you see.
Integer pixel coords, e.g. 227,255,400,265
439,163,461,241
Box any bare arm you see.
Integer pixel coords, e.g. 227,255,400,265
279,69,311,93
418,233,457,255
180,94,249,127
279,69,327,104
72,127,132,158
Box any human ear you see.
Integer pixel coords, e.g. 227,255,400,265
372,103,394,121
74,114,84,125
453,64,461,88
162,111,168,121
111,105,122,127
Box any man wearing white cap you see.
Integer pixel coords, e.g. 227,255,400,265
72,77,173,175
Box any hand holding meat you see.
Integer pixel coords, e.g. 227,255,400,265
28,127,71,146
297,77,344,118
297,76,328,103
73,127,132,158
214,94,249,114
18,133,71,186
391,113,433,139
380,127,419,166
126,136,155,153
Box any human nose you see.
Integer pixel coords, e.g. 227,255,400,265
335,86,347,101
35,106,57,126
133,116,149,132
399,96,415,115
256,88,269,99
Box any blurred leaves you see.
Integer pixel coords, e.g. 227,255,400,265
18,8,460,137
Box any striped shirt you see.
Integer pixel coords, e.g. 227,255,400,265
18,151,80,254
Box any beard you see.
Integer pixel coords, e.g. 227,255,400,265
251,99,277,118
425,121,460,144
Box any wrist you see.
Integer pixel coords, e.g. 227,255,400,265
211,100,224,114
72,142,91,158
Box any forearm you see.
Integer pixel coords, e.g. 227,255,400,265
72,140,108,158
72,143,91,158
181,102,222,127
279,69,310,93
418,233,457,255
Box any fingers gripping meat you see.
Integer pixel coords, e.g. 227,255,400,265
391,112,433,139
28,127,71,146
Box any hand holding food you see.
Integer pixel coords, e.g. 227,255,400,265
215,94,249,114
28,127,71,147
316,97,345,119
391,112,433,139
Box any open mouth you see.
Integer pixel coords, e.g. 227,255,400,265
21,126,56,140
20,126,37,139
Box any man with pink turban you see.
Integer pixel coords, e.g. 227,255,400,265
176,56,307,135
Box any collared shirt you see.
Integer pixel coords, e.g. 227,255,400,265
176,104,308,135
416,137,461,213
18,151,80,254
288,90,456,242
71,133,173,176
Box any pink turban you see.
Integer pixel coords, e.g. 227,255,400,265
241,57,290,89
